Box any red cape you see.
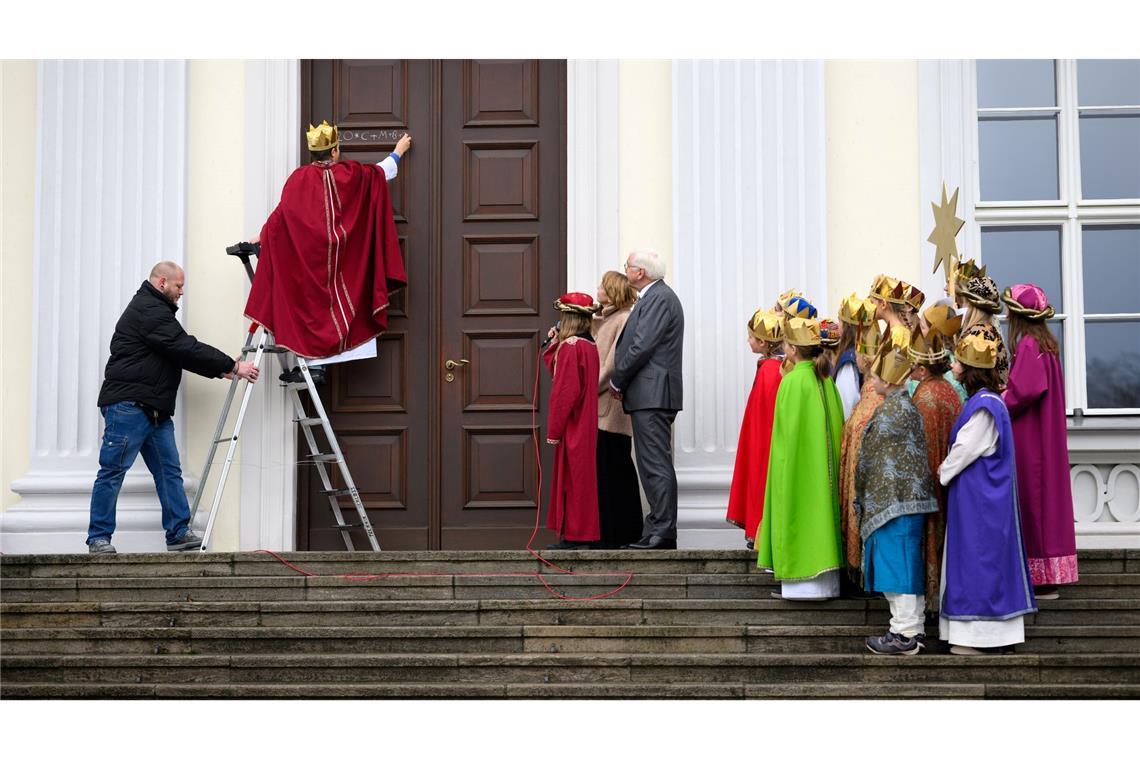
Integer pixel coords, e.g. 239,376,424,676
726,357,782,539
244,160,406,358
544,337,601,542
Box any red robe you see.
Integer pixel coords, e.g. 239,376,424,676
544,336,601,541
725,357,783,540
912,376,963,604
244,160,406,358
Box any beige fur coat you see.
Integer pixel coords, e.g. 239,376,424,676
592,305,634,436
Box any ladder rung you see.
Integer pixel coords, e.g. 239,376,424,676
242,345,290,354
333,523,363,530
213,436,237,444
321,488,354,497
295,417,325,426
304,454,340,463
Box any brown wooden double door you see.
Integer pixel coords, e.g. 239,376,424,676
297,60,566,550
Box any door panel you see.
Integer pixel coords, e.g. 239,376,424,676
298,59,565,550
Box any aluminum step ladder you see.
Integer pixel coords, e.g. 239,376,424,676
188,242,380,552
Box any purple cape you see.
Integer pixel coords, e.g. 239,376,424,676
941,390,1037,621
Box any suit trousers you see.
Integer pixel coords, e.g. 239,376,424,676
630,409,679,541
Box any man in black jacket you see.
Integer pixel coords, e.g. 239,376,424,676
87,261,260,554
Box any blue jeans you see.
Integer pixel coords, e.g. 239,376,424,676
87,401,191,545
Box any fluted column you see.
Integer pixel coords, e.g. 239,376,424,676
3,61,189,553
672,60,828,547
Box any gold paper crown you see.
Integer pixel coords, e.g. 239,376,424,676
955,258,987,288
306,120,339,153
749,309,784,343
871,275,924,311
868,274,898,301
784,316,821,347
838,293,875,326
871,326,915,385
923,300,963,338
856,319,885,355
782,295,818,321
908,328,949,366
956,332,998,369
819,318,841,348
775,289,803,313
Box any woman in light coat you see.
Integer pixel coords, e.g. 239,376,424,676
592,271,644,548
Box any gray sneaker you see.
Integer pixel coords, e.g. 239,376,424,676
88,539,117,554
865,631,924,656
166,530,203,552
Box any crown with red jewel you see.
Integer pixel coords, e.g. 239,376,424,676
553,292,601,315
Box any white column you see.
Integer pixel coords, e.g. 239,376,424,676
237,60,300,551
2,60,190,553
567,60,621,287
672,60,828,547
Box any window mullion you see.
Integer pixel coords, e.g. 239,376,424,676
1059,59,1087,413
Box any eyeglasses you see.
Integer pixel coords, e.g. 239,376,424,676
624,263,643,272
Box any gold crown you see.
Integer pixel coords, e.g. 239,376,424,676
856,319,885,355
784,316,821,347
869,274,924,311
871,325,915,385
908,328,949,366
923,300,963,337
955,258,987,288
956,332,998,369
748,309,784,343
306,120,339,153
782,295,818,321
819,318,841,348
775,289,803,313
838,293,875,326
869,274,898,301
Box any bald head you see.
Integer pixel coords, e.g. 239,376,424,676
149,261,185,305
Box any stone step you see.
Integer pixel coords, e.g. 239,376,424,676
2,623,1134,656
4,572,1136,604
5,595,1138,633
4,652,1136,686
3,549,1136,579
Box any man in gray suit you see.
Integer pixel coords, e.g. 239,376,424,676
609,250,684,549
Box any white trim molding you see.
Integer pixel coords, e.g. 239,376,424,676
919,59,1140,549
236,60,301,551
3,61,191,553
672,60,828,548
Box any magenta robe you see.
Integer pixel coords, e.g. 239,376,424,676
1004,335,1078,586
544,337,601,542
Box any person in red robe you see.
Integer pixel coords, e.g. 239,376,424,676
907,318,963,607
543,292,602,549
244,121,407,359
725,309,784,549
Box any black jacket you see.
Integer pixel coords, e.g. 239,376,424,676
97,281,236,416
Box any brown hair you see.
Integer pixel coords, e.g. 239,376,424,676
924,359,952,377
601,270,637,311
959,364,1002,397
1007,313,1059,358
556,311,593,342
835,321,857,358
791,342,833,381
764,340,785,357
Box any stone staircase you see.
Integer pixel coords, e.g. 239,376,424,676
2,549,1138,698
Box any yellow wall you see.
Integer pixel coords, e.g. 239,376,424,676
825,60,920,309
618,60,674,275
0,61,36,510
183,60,246,550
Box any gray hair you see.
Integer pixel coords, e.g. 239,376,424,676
628,249,665,281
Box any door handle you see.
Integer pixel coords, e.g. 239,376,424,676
444,359,471,371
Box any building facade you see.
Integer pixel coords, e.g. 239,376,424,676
1,59,1137,552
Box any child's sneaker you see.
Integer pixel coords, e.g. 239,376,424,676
166,530,203,552
88,539,117,554
865,631,923,656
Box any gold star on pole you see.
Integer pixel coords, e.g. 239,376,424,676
927,183,965,285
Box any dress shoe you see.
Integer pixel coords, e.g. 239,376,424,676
545,539,593,550
622,536,677,550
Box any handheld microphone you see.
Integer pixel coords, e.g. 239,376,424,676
540,323,560,349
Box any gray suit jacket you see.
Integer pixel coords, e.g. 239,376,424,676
611,280,684,412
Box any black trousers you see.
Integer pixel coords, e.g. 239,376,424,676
596,430,644,549
630,409,679,541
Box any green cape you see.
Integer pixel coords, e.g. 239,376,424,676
756,360,844,580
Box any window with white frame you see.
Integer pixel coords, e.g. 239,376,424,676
973,59,1140,414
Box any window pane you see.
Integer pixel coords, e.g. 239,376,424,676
980,226,1064,311
979,116,1059,201
1085,321,1140,409
1083,225,1140,314
1079,114,1140,199
1078,59,1140,106
978,60,1056,108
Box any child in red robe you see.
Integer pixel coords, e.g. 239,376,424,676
543,293,602,549
726,310,785,549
